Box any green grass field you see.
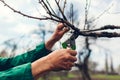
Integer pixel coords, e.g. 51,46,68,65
38,72,120,80
92,74,120,80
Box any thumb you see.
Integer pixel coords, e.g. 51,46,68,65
61,27,70,34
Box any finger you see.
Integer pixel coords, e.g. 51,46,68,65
64,62,74,70
57,23,65,30
68,56,77,62
57,23,69,32
68,62,74,67
61,27,70,34
67,49,77,56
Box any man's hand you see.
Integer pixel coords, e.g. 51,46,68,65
32,49,77,78
45,49,77,71
45,23,69,50
51,23,69,42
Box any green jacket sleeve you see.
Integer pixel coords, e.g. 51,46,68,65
0,63,34,80
0,42,51,71
0,42,51,80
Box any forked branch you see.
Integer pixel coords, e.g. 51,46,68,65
1,0,120,38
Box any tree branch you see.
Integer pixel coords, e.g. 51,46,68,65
55,0,67,21
0,0,51,20
63,0,67,13
1,0,120,38
83,25,120,32
80,31,120,38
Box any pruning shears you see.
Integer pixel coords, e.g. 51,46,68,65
62,31,79,50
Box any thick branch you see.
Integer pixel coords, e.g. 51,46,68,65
83,25,120,32
80,31,120,38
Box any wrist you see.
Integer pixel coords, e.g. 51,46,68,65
45,38,57,50
31,57,52,77
50,34,59,42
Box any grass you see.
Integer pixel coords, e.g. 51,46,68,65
49,73,77,80
67,73,76,78
38,72,120,80
92,74,120,80
38,73,76,80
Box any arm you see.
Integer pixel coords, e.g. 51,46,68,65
0,23,71,80
0,23,68,71
0,63,34,80
31,49,77,79
0,49,77,80
0,42,50,71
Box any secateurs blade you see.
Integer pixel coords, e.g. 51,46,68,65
62,31,79,50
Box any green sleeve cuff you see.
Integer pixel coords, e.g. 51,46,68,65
0,63,34,80
31,42,52,61
36,42,52,55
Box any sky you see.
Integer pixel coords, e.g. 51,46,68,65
0,0,120,71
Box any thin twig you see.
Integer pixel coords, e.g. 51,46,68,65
0,0,63,22
70,4,74,25
0,0,50,20
39,0,52,15
45,0,57,15
58,0,61,5
63,0,67,13
38,0,48,12
55,0,67,21
84,0,89,30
